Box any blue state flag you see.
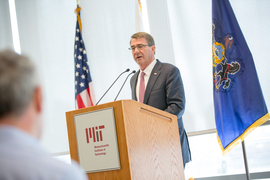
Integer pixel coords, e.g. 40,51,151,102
212,0,270,154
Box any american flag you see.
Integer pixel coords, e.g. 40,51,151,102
74,11,96,109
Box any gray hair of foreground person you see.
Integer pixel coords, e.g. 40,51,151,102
0,50,39,119
0,49,43,138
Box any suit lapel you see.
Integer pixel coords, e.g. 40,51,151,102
131,70,140,101
144,60,162,104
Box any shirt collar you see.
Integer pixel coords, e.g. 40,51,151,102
140,59,157,76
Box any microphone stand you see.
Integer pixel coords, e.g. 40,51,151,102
114,70,136,101
96,68,130,105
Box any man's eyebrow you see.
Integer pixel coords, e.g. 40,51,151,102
131,44,143,46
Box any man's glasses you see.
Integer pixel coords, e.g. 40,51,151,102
128,44,151,52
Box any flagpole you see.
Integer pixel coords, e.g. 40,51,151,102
76,0,80,8
241,140,250,180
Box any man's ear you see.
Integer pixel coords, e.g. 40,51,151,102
34,86,42,113
151,45,156,55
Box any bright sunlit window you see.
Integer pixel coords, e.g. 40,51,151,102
8,0,21,54
185,123,270,179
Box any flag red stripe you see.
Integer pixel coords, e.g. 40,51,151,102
76,94,85,109
87,87,94,106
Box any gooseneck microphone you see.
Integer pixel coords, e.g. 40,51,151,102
96,68,130,105
114,70,136,101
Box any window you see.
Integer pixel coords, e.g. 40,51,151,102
185,123,270,179
8,0,20,54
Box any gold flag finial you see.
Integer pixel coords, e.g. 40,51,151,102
75,6,82,34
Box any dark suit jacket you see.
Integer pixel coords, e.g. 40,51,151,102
130,59,191,166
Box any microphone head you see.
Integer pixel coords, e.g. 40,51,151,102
126,68,130,72
132,70,136,73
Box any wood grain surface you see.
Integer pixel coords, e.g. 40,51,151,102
66,100,184,180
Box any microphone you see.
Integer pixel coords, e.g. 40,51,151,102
96,68,130,105
114,70,136,101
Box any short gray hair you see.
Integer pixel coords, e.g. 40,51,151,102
0,50,39,118
130,32,155,46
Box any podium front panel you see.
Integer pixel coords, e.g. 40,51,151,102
74,107,121,173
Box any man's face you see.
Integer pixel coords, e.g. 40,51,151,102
130,37,155,70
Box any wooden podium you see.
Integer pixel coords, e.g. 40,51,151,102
66,100,185,180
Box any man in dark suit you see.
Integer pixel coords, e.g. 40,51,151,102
129,32,191,167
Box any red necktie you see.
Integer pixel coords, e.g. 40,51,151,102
139,72,145,103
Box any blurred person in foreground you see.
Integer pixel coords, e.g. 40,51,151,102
129,32,191,168
0,50,87,180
